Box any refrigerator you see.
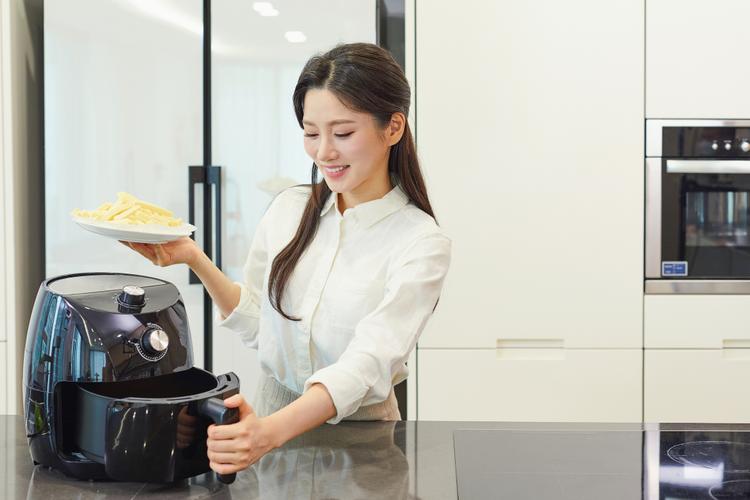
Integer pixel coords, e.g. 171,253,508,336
44,0,391,404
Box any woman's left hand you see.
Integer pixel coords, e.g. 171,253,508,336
206,394,279,474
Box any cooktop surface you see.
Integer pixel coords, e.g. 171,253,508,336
454,426,750,500
644,428,750,500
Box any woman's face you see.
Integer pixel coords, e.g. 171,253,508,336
302,88,394,204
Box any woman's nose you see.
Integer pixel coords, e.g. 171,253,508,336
316,136,338,163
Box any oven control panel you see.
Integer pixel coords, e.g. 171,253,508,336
663,126,750,157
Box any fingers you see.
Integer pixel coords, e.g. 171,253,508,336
207,449,245,464
122,241,159,264
223,394,245,408
153,243,168,266
207,420,247,440
209,461,244,475
207,437,241,453
223,394,256,420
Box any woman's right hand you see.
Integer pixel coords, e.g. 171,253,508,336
121,236,203,268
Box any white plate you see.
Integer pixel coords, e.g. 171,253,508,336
73,217,197,244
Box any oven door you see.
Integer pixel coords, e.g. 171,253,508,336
646,158,750,281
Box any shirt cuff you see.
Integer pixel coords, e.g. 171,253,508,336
304,365,369,424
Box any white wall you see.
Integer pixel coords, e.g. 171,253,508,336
0,0,45,415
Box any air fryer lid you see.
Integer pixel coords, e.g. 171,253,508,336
46,273,179,314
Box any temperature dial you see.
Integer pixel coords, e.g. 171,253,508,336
741,140,750,153
140,328,169,357
118,285,145,308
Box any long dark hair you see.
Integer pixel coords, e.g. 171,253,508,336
268,43,435,320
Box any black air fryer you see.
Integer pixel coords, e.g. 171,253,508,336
23,273,241,483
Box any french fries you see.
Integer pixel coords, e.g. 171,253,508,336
72,192,184,227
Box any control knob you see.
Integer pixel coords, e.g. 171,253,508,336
118,285,145,308
742,140,750,153
724,141,733,151
140,328,169,356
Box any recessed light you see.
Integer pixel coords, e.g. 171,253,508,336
252,2,274,13
284,31,307,43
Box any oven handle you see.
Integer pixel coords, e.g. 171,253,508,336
666,159,750,174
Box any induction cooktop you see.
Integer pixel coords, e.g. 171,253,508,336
644,427,750,500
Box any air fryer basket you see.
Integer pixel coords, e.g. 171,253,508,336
62,368,239,483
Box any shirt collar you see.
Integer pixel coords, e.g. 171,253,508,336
319,185,409,227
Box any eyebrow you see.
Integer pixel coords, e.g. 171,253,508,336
302,119,357,126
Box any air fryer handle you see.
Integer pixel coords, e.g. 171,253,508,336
197,397,240,484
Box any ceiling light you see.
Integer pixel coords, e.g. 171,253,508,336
284,31,307,43
252,2,274,13
259,8,279,16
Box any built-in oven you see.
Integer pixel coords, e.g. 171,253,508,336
646,119,750,293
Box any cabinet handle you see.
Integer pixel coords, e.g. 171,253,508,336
496,339,564,349
495,339,565,360
722,339,750,349
667,159,750,174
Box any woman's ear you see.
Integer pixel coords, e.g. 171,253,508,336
386,112,406,146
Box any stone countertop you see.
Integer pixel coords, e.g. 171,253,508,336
4,416,750,499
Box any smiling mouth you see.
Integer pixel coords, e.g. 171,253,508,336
320,165,350,173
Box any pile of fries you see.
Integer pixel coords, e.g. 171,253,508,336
72,192,183,227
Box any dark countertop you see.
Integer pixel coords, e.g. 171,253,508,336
4,415,750,499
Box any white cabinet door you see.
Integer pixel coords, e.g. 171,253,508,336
645,350,750,423
647,0,750,118
417,348,642,422
416,0,644,349
645,295,750,349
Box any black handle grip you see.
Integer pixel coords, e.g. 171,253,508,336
187,165,223,284
207,166,222,271
188,166,205,285
197,397,240,484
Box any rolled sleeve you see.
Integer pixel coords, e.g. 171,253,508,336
304,232,451,423
216,282,261,348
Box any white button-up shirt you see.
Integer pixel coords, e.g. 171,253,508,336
218,185,451,423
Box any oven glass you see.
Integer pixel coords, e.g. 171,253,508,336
664,171,750,277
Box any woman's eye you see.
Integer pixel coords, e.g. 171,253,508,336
334,132,354,138
304,132,319,138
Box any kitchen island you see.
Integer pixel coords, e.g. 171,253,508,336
2,415,748,499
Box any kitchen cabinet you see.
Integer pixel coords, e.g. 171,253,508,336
644,295,750,422
417,348,642,422
645,295,750,349
645,349,750,423
646,0,750,118
415,0,644,351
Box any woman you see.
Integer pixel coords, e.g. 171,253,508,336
126,43,451,475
